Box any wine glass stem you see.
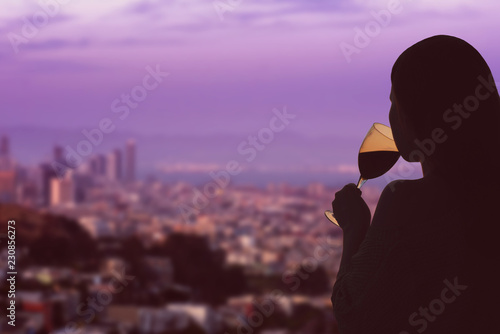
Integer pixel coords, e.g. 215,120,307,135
357,176,367,189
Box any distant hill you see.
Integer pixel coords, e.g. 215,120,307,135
0,125,358,172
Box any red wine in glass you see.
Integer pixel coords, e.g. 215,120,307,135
358,151,400,180
325,123,400,226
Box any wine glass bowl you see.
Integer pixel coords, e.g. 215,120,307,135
325,123,399,226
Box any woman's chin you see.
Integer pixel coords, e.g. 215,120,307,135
400,152,420,163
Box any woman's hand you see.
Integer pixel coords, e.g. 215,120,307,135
332,183,371,234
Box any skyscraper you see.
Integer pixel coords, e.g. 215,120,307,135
106,149,122,181
0,135,16,202
96,154,107,176
115,149,122,181
40,163,57,206
106,152,116,181
89,155,99,175
53,145,64,162
50,170,75,206
0,170,16,203
0,135,14,170
0,135,9,157
125,139,136,183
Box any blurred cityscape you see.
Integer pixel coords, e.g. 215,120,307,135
0,134,382,334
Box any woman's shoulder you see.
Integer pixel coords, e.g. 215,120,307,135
371,176,456,229
382,178,420,197
377,178,425,209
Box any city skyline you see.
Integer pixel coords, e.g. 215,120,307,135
0,133,138,208
0,129,423,192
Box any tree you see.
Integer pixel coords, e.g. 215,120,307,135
158,233,246,305
294,264,330,296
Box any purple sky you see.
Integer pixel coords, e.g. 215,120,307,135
1,0,500,173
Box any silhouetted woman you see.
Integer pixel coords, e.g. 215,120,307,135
331,35,500,333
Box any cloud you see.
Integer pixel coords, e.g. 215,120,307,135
2,0,498,57
21,59,104,73
351,0,500,15
21,38,91,51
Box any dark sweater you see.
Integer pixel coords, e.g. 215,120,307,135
331,202,494,333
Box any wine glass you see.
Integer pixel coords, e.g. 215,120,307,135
325,123,399,226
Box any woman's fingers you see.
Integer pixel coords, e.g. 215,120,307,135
333,184,361,205
331,183,370,229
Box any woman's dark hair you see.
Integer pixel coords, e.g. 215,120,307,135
391,35,500,326
391,35,500,188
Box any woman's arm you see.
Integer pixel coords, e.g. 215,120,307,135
338,225,369,275
331,181,406,333
331,184,371,274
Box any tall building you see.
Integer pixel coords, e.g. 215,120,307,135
89,154,107,176
106,149,122,181
50,170,75,206
0,135,14,170
106,152,116,180
40,163,57,206
0,135,16,202
0,170,16,203
17,179,38,207
97,154,106,176
53,145,64,162
0,135,9,156
89,155,99,175
115,149,122,181
125,139,136,183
